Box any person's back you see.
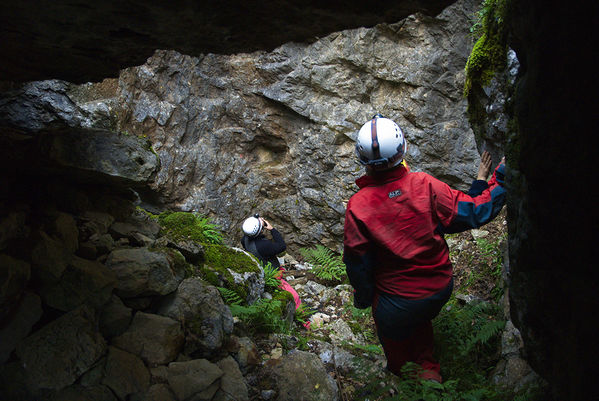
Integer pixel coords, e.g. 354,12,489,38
241,215,286,268
343,115,506,382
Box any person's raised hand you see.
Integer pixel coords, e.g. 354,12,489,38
477,150,492,180
261,218,273,230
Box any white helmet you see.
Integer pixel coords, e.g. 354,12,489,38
355,114,407,170
242,216,263,237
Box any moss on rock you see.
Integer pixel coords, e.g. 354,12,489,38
200,244,261,303
464,0,509,98
157,211,223,244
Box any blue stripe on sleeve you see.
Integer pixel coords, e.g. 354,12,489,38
444,185,506,233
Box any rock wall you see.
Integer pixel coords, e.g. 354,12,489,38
0,0,455,84
465,1,598,399
70,0,482,253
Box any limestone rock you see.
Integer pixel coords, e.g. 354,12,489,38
0,291,42,364
260,350,338,401
226,336,261,374
112,311,184,367
42,128,159,188
165,238,205,264
105,247,185,298
31,230,72,280
78,211,115,240
0,211,30,251
0,254,31,322
214,356,249,401
49,384,118,401
143,383,177,401
53,212,79,254
102,346,150,400
40,255,117,311
157,278,233,358
328,318,365,346
167,359,224,401
16,306,106,391
99,294,133,339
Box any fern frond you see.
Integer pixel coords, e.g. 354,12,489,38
299,245,346,281
463,319,506,355
217,287,243,306
262,262,282,290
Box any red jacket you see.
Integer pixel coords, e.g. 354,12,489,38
343,163,505,302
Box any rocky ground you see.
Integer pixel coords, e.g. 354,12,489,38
239,209,513,400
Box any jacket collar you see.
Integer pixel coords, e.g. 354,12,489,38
355,165,408,189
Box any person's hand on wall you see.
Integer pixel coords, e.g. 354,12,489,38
477,150,493,180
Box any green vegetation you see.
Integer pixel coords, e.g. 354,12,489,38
299,244,346,282
262,262,283,290
464,0,510,97
294,303,315,326
348,297,530,401
201,244,262,302
474,235,506,301
157,211,224,244
231,298,290,334
140,207,540,400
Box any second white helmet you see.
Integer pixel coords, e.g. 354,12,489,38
242,216,263,237
355,115,407,170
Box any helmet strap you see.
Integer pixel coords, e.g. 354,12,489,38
370,118,381,160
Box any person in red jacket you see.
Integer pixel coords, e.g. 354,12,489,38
343,115,506,382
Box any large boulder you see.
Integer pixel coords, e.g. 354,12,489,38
157,277,234,358
102,346,151,400
214,356,249,401
112,311,184,367
39,255,117,312
0,255,31,322
166,359,224,401
259,350,339,401
0,291,42,364
15,306,106,391
105,247,185,298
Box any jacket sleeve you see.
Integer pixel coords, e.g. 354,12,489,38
435,163,506,233
257,228,287,257
467,179,489,196
343,204,375,309
343,252,376,309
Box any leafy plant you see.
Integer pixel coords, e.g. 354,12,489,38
229,298,290,334
299,245,346,281
263,262,282,291
157,211,224,244
433,297,505,394
294,303,315,325
474,234,506,301
217,286,243,306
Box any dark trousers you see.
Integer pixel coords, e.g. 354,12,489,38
373,280,453,378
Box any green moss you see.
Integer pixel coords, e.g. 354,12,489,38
464,0,510,98
204,244,260,274
272,289,294,309
199,244,261,303
157,211,224,244
150,246,193,278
